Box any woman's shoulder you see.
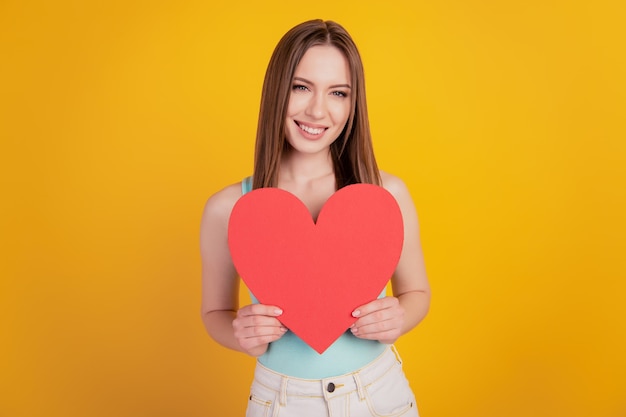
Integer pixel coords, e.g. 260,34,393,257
379,171,410,199
201,181,245,223
378,171,419,224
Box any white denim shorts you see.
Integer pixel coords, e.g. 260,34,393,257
245,346,419,417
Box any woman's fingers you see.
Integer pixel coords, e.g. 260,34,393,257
237,304,283,318
350,297,404,343
233,304,287,356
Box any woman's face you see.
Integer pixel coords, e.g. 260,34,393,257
284,45,352,156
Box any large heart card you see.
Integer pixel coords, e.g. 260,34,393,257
227,184,404,354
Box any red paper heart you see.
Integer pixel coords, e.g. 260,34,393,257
227,184,404,354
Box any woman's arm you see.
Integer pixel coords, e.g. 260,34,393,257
350,173,431,343
200,183,286,356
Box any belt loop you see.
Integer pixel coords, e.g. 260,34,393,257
353,372,366,401
391,345,402,364
279,376,288,406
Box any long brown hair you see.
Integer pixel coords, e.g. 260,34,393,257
252,19,381,190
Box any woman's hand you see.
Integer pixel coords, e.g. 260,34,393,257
350,296,405,344
232,304,287,357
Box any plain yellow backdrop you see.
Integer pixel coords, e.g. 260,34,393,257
1,0,625,416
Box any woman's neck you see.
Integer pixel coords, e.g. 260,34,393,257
278,148,337,219
279,148,334,184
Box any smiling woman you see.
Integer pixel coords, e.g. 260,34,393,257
250,20,381,191
200,19,430,416
285,46,352,154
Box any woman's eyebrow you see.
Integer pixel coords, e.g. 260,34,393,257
293,76,352,89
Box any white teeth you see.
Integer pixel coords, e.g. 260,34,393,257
298,123,324,135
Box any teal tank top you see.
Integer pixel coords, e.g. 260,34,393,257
240,177,386,379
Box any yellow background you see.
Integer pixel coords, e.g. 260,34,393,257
1,0,625,416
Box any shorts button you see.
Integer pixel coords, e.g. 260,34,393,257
327,382,335,393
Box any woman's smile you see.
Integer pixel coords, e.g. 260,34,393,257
295,120,328,139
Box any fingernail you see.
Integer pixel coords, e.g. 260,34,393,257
274,309,283,315
351,327,358,333
352,310,360,317
280,327,287,332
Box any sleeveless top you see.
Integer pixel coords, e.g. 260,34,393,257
241,177,386,378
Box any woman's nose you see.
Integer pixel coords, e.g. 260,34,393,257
304,93,326,119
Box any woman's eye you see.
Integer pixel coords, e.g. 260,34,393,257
292,84,308,91
332,91,348,98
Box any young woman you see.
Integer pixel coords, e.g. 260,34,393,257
200,19,430,417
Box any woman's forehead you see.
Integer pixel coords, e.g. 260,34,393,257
293,45,351,85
